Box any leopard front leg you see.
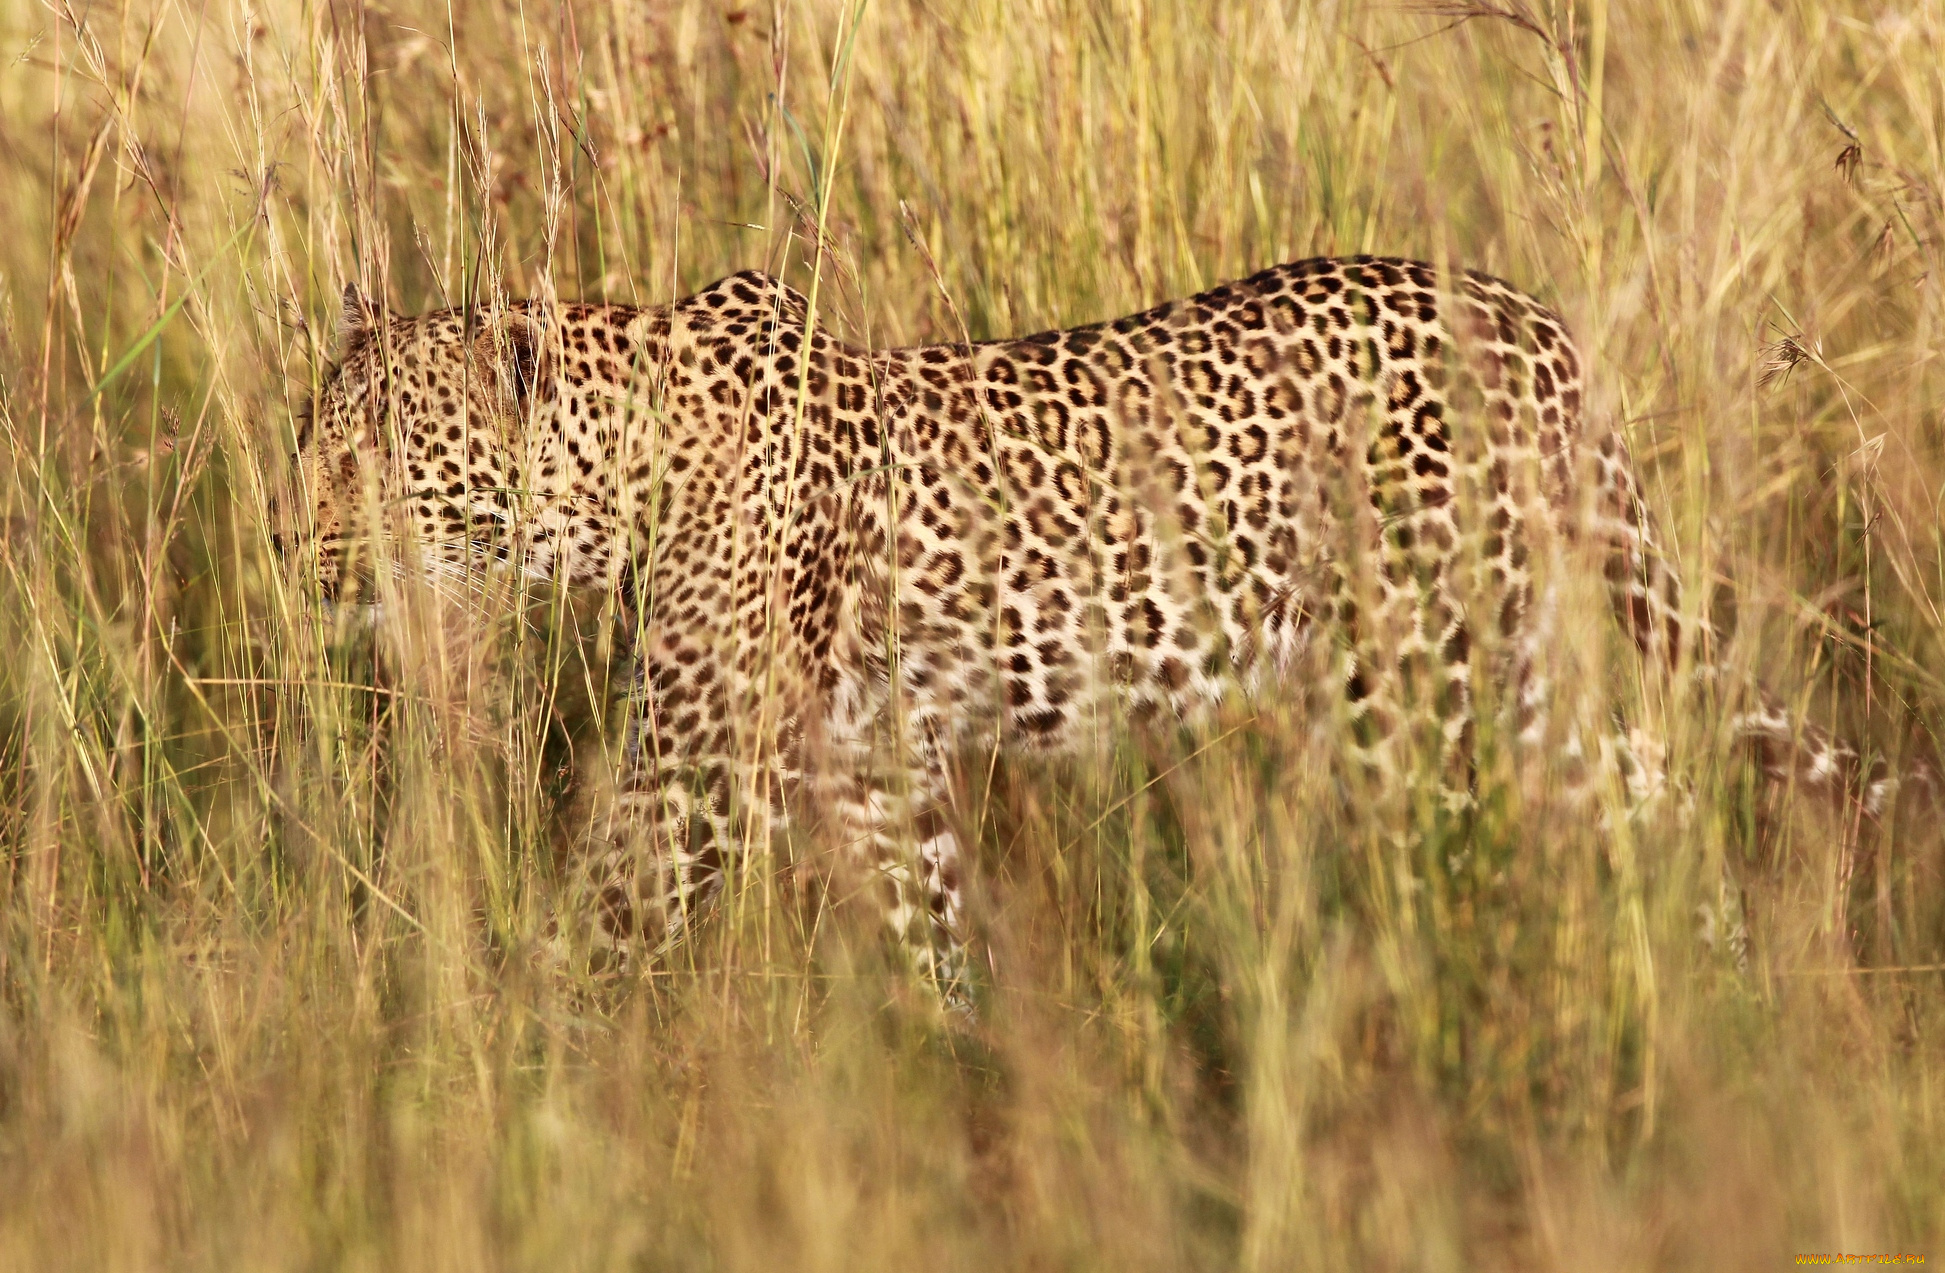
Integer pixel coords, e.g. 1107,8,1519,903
561,658,783,972
828,764,973,1013
573,763,735,970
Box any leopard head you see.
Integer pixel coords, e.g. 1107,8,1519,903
282,285,555,601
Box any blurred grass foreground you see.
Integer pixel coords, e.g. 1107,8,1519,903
2,0,1943,1267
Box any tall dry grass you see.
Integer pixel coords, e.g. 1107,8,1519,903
0,0,1942,1267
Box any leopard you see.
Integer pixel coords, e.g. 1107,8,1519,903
290,254,1895,1003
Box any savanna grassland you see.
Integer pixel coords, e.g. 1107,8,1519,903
1,0,1943,1267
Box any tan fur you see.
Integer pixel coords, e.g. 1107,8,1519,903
294,258,1796,996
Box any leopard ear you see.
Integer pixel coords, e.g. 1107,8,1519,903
496,311,558,414
334,283,385,358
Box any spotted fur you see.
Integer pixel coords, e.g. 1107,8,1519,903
292,255,1884,998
